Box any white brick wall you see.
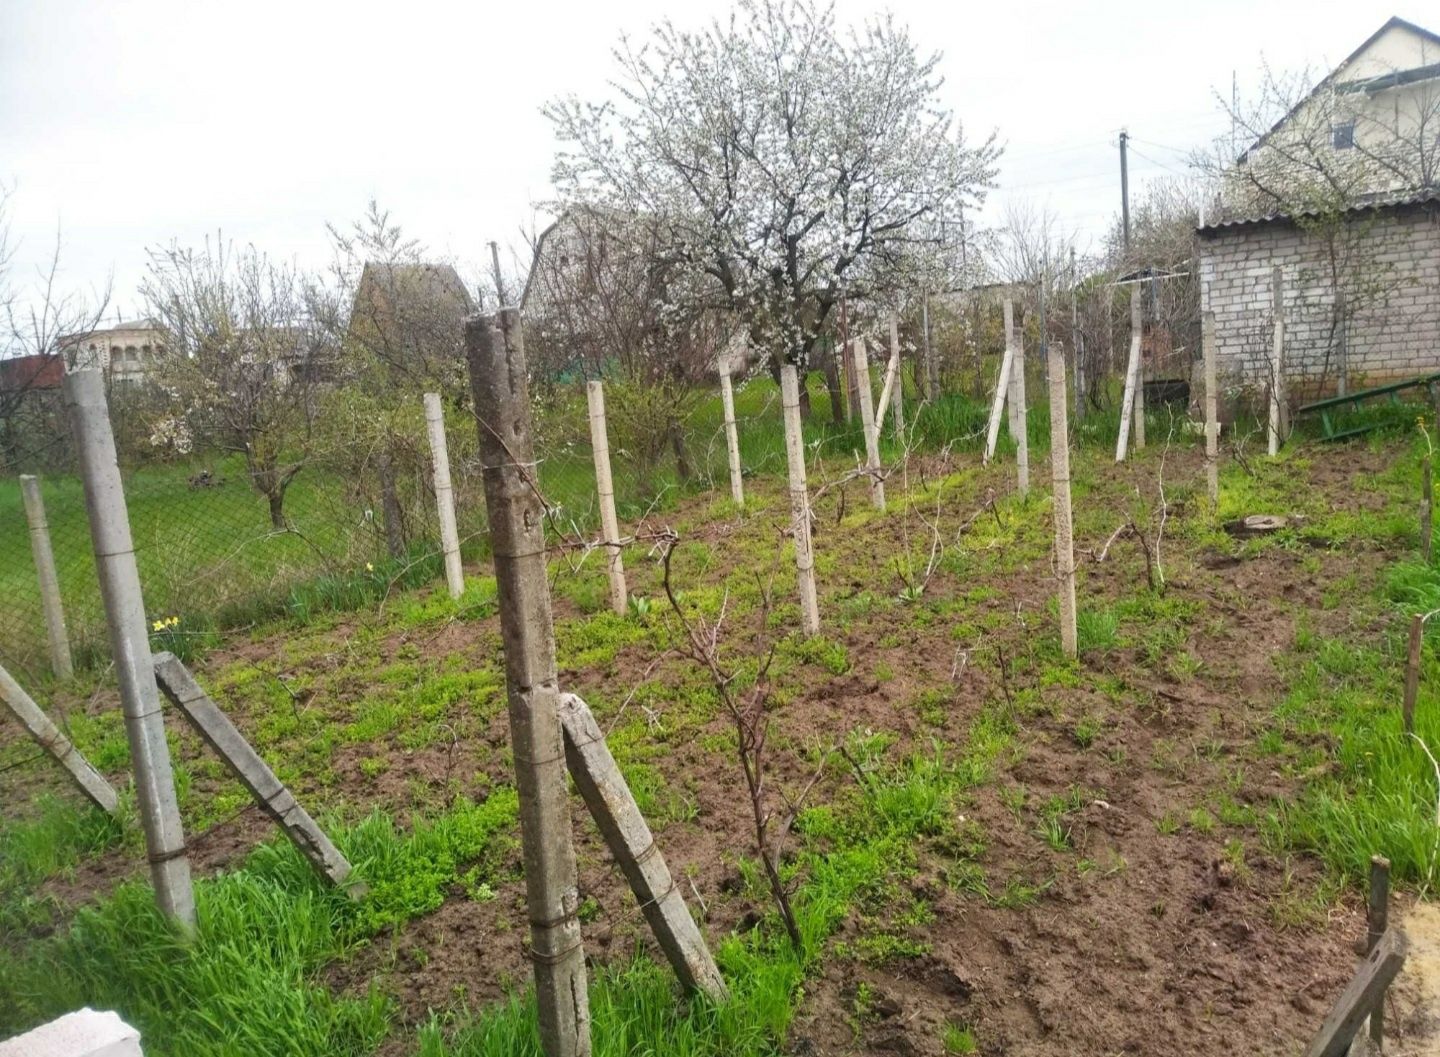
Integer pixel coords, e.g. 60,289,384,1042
1199,205,1440,397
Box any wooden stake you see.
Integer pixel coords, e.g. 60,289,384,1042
1366,856,1391,1048
19,475,73,678
1404,615,1422,736
557,693,728,1000
1270,266,1285,458
424,392,466,599
984,302,1018,465
780,365,820,636
1203,311,1220,505
1048,342,1077,657
153,653,359,894
851,338,885,511
586,380,628,615
1116,289,1143,462
466,311,591,1057
1305,929,1406,1057
0,661,117,814
719,366,744,507
64,367,194,931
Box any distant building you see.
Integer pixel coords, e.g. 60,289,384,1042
60,319,167,384
347,262,473,381
1200,17,1440,397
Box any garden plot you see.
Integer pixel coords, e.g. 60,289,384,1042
1,437,1437,1057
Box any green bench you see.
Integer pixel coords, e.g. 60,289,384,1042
1296,372,1440,441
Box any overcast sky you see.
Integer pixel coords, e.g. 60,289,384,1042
0,0,1409,325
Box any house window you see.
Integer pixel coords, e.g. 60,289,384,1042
1332,121,1355,150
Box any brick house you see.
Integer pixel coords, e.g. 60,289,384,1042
1198,17,1440,400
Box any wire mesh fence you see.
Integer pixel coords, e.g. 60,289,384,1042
0,330,1039,683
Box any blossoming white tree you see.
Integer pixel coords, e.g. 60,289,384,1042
545,0,998,415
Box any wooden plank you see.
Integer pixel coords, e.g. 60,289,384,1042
1303,928,1407,1057
557,693,728,1001
152,653,360,895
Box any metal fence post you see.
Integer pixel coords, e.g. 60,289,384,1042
63,367,195,931
423,392,466,599
465,311,591,1057
19,475,73,678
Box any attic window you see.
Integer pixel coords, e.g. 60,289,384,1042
1332,121,1355,150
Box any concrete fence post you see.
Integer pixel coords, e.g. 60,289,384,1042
585,380,628,615
1203,311,1220,504
1116,289,1143,462
780,365,821,636
1048,342,1078,658
1006,303,1023,444
423,392,466,599
465,311,591,1057
153,653,359,894
19,475,73,678
719,367,744,507
851,338,885,511
557,693,728,1000
63,367,194,931
1270,265,1285,457
0,662,118,814
983,301,1018,465
887,316,905,437
1013,330,1029,498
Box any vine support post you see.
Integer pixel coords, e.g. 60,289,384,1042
719,367,744,507
19,474,73,678
780,364,820,636
1048,342,1077,657
465,311,592,1057
63,367,194,932
851,338,885,511
586,380,628,616
424,392,466,599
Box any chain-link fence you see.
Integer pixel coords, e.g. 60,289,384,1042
0,332,980,683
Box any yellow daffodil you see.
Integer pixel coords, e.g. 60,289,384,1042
151,619,164,632
365,562,375,572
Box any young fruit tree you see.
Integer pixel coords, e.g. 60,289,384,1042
143,239,329,529
544,0,998,417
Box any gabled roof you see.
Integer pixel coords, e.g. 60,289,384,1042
1237,16,1440,165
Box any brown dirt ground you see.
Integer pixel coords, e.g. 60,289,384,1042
3,441,1433,1056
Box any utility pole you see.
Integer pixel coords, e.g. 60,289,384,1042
1119,129,1131,252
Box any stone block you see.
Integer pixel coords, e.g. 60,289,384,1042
0,1010,141,1057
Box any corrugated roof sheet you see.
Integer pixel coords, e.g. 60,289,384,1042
1197,187,1440,235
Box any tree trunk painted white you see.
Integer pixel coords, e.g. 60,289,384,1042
1048,344,1077,658
780,365,820,636
0,662,117,814
465,312,591,1057
719,368,744,507
984,303,1018,465
1270,266,1285,457
557,693,728,1000
423,392,466,599
19,475,73,678
586,380,628,615
1116,289,1143,462
63,368,194,932
851,338,885,511
1203,311,1220,503
887,316,905,437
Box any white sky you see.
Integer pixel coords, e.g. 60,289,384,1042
0,0,1411,324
